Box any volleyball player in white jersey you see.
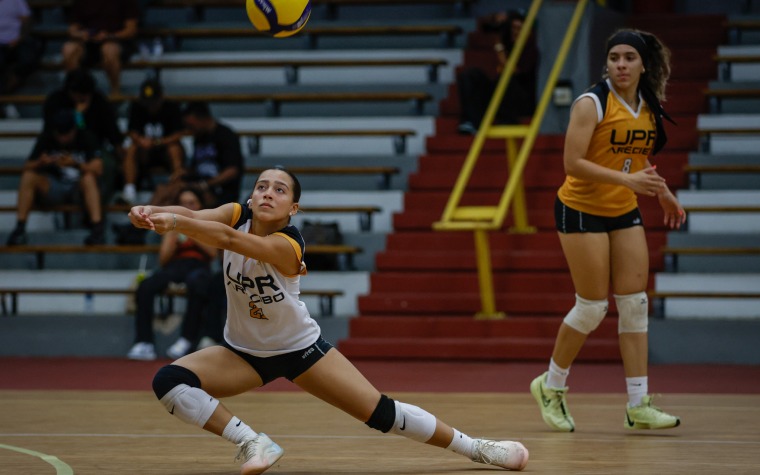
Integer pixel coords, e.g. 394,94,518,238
128,167,528,475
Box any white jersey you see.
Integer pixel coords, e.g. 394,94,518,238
222,202,321,357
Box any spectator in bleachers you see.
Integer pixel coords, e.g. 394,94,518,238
43,69,124,202
61,0,140,94
457,9,538,134
119,77,184,205
127,186,217,361
149,101,243,208
0,0,39,97
165,265,226,359
6,109,105,246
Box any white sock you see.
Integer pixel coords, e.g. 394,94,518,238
446,428,475,459
626,377,648,407
546,358,570,389
221,417,257,444
123,184,136,200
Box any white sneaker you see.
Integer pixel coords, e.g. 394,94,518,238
127,342,156,361
197,336,218,350
472,439,529,471
4,104,20,119
166,337,193,360
236,433,284,475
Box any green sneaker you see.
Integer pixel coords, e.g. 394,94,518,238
624,395,681,430
530,372,575,432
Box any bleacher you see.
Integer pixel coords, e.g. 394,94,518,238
2,1,758,363
0,0,475,357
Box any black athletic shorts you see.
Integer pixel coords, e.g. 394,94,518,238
554,196,644,233
223,336,334,385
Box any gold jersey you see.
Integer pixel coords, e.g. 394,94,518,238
558,79,657,217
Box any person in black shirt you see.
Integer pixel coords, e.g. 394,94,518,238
457,9,539,134
120,78,184,204
150,101,243,208
6,109,105,245
43,69,124,202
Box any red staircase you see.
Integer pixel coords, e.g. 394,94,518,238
338,13,725,362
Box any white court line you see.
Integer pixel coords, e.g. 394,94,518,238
1,433,759,446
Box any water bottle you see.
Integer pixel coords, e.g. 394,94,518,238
152,37,164,57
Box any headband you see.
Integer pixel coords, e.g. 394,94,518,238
606,31,648,64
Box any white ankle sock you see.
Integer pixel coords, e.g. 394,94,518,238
546,358,570,389
626,377,648,407
446,428,475,459
222,417,257,444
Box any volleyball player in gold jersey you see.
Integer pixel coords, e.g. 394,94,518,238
530,29,686,432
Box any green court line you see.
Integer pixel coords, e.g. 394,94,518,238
0,443,74,474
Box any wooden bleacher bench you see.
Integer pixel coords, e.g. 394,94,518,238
723,18,760,44
684,164,760,188
648,289,760,317
32,24,464,48
713,54,760,81
38,58,449,84
697,127,760,151
0,204,383,231
0,243,363,270
0,286,343,317
0,164,399,189
0,128,416,155
0,91,433,116
703,87,760,113
661,246,760,272
682,205,760,213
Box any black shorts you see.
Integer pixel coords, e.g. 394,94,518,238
555,196,643,233
223,336,334,385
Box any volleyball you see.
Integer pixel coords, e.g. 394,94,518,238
246,0,312,38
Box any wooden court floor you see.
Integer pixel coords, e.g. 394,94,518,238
1,390,759,474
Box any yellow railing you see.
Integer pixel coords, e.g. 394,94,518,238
433,0,590,319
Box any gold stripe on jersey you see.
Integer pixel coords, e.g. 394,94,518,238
273,231,307,278
558,83,657,217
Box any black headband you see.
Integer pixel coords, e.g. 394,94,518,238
606,31,648,64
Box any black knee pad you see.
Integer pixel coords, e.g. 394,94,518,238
365,394,396,433
152,364,201,400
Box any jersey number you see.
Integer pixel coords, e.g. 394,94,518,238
621,158,632,174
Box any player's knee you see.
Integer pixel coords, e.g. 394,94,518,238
615,292,648,333
563,294,608,334
388,401,437,443
153,364,201,399
365,394,395,433
153,365,219,428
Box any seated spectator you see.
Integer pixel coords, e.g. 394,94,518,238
6,109,105,246
119,78,184,205
43,69,124,202
165,265,226,359
0,0,39,97
457,9,538,134
61,0,139,94
150,101,243,208
126,186,217,361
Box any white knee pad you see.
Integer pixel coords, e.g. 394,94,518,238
563,294,608,334
389,401,437,443
615,292,649,333
159,384,220,428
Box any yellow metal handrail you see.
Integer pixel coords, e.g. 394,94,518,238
433,0,590,318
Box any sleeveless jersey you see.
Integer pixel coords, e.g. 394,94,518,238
222,202,320,357
557,78,657,217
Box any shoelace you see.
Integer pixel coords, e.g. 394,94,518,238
474,440,508,465
235,437,258,462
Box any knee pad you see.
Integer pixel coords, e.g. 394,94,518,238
563,294,608,334
615,292,648,333
389,401,437,443
365,394,396,433
153,365,219,428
